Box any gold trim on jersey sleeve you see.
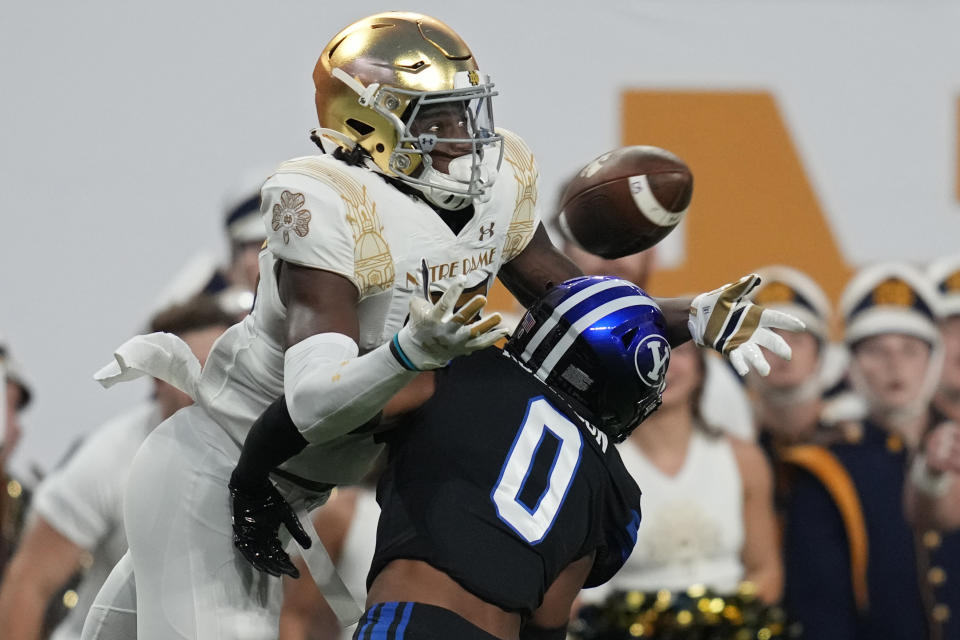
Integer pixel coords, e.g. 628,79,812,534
499,129,539,262
275,158,395,296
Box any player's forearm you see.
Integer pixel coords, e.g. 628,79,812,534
232,396,309,491
652,297,693,347
499,224,583,307
284,333,417,445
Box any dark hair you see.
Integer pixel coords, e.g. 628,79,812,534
309,130,370,168
149,294,235,336
333,145,370,167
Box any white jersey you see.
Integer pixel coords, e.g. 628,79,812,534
32,402,160,640
581,430,745,601
195,129,540,486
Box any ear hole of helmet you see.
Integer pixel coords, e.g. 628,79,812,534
346,118,374,136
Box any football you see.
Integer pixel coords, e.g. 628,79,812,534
558,146,693,259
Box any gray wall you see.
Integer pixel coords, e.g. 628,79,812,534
3,0,960,476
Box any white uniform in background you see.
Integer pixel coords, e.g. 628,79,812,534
82,130,540,640
580,430,745,601
700,354,755,440
33,402,160,640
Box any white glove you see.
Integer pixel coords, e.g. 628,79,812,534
688,274,805,377
394,276,509,371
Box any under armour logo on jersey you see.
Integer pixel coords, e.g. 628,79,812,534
634,334,671,387
478,221,495,241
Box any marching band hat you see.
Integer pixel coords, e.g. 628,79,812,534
928,254,960,319
750,265,831,342
223,168,271,244
840,262,940,347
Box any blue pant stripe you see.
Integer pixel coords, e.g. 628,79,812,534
370,601,398,640
395,602,414,640
356,603,381,640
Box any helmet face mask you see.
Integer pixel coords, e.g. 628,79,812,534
387,82,503,208
313,12,503,209
505,277,671,443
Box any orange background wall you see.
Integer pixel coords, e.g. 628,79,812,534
622,91,852,305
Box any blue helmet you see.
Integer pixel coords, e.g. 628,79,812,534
505,276,670,442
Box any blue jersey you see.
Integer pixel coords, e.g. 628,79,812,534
369,348,643,616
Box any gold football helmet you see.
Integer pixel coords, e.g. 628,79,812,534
313,12,502,209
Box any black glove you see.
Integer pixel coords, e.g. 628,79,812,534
229,471,312,578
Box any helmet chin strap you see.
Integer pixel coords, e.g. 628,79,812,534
311,128,356,154
408,154,497,211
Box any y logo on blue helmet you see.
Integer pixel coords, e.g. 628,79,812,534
635,334,671,388
505,276,670,443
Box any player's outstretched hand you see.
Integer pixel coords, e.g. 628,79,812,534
688,274,806,376
394,275,510,370
229,472,312,579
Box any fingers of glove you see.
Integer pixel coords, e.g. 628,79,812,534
274,550,301,579
467,312,503,339
282,507,312,549
760,308,806,334
432,277,466,319
451,295,487,325
728,349,749,377
465,325,511,351
739,342,771,377
235,540,282,577
407,296,433,323
751,327,793,362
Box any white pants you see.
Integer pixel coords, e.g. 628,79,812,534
80,552,137,639
82,405,285,640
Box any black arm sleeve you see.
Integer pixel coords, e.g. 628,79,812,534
230,396,308,493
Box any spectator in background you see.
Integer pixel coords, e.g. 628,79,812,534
904,256,960,532
782,262,960,640
0,337,32,573
930,255,960,426
746,266,835,450
0,337,31,475
204,183,266,296
0,296,233,640
153,180,266,321
579,340,782,605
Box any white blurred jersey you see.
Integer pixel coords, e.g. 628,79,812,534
32,402,160,640
195,129,540,486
